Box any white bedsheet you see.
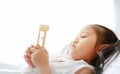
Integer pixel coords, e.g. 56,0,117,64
0,54,94,74
0,62,26,74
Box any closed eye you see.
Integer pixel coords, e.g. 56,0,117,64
80,32,88,38
81,36,87,38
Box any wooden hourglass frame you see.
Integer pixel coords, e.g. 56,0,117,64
37,25,49,48
31,25,49,52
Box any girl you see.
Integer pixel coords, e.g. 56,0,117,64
24,24,120,74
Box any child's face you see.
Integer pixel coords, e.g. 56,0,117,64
69,26,97,63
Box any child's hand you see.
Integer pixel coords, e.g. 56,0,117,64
24,45,35,68
31,44,49,69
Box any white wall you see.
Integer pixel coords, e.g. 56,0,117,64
0,0,114,65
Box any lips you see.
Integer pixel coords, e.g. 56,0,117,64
70,44,76,49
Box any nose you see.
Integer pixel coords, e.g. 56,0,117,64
72,39,78,44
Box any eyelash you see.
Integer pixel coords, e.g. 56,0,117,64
81,36,87,38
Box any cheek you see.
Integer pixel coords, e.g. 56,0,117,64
69,39,97,60
78,40,96,50
76,40,97,55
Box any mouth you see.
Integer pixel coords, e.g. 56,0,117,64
70,44,76,49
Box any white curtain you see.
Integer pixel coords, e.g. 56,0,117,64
0,0,114,65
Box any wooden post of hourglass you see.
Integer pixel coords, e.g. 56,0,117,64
37,25,49,48
31,25,49,52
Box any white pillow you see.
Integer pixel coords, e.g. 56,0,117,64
60,44,70,55
102,52,120,74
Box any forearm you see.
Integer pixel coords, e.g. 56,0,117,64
38,65,51,74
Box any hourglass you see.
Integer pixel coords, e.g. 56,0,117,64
37,25,49,48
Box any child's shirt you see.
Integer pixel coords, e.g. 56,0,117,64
21,55,95,74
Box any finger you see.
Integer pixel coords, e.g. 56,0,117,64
24,55,35,68
30,47,36,53
27,47,32,53
25,47,33,57
35,44,41,49
44,49,48,53
30,45,34,48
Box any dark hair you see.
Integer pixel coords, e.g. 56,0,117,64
88,24,120,74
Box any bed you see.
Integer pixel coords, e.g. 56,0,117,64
0,62,21,74
0,43,120,74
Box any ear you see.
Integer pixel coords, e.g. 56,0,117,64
96,44,109,55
